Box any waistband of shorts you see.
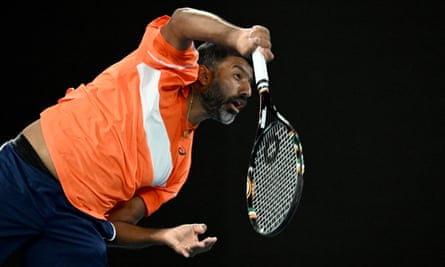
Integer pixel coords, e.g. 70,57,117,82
11,133,57,180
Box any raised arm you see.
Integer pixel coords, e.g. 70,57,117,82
160,7,274,61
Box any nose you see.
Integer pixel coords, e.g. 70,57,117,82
241,80,252,98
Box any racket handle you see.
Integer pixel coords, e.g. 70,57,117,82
252,47,269,90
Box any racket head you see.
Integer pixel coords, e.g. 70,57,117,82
246,107,305,237
246,47,305,237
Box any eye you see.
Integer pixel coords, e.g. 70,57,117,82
249,78,254,86
233,73,241,80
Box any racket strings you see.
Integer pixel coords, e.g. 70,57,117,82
251,122,303,235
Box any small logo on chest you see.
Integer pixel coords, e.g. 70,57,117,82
178,146,187,156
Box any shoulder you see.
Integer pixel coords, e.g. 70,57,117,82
147,15,171,29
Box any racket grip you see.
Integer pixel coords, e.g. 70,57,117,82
252,47,269,89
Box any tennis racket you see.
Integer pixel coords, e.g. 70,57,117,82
245,47,305,237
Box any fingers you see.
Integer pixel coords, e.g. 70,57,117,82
186,236,218,258
248,25,274,61
257,47,274,62
202,236,217,249
249,25,271,47
183,224,217,258
172,223,218,258
193,223,207,234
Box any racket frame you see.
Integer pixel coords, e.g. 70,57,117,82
246,48,305,237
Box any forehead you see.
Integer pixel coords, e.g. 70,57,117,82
217,56,253,78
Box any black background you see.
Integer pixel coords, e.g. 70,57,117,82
2,1,444,266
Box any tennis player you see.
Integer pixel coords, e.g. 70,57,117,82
0,7,273,266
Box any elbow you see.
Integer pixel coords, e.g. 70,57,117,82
171,7,195,18
169,7,193,27
107,197,146,225
162,7,198,50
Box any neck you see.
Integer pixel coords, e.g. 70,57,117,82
186,86,206,126
184,87,201,138
186,89,194,123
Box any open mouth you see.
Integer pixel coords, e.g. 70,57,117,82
229,98,247,113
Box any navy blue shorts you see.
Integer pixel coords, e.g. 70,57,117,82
0,137,115,267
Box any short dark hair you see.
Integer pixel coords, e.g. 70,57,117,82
197,42,252,71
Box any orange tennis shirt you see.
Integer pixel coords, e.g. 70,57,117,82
40,15,199,220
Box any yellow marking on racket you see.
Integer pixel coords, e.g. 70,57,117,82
259,87,269,94
246,177,253,198
248,208,257,219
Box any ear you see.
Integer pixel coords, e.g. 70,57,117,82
196,65,213,89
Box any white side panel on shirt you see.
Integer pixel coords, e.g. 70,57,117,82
137,63,172,186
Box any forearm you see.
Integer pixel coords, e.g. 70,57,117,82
106,196,157,248
108,221,218,258
162,7,273,61
108,221,167,249
162,7,244,50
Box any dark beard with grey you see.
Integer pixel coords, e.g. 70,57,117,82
200,81,239,125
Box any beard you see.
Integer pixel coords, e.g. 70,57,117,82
199,81,239,125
